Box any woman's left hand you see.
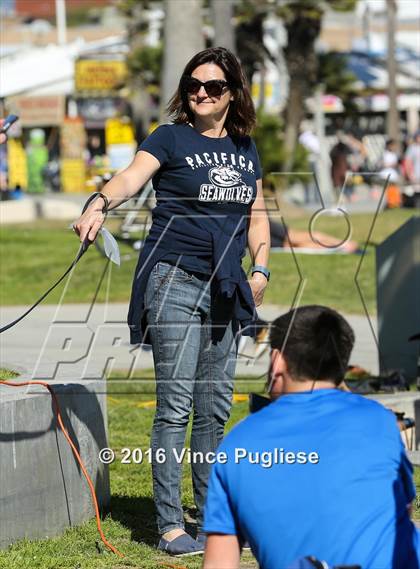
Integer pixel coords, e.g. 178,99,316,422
248,272,267,307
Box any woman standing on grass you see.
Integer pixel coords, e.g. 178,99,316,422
73,47,270,557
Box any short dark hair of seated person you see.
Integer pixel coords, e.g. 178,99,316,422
269,305,354,389
202,305,420,569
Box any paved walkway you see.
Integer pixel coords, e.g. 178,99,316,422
0,302,379,382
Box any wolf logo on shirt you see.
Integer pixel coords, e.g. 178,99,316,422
199,166,253,204
208,166,242,187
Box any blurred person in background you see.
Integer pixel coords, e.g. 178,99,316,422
330,135,352,198
268,216,358,253
329,132,368,202
405,130,420,186
345,132,368,177
379,138,400,183
379,139,402,209
299,124,320,205
0,118,7,144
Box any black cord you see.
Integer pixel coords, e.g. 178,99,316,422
0,239,90,334
0,193,103,334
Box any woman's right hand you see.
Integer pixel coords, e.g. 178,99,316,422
72,202,106,246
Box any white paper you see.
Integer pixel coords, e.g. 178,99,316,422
69,223,121,265
100,227,121,266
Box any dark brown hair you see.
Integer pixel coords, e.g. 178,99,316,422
166,47,256,137
270,305,355,385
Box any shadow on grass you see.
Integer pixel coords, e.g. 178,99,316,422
110,495,199,547
110,495,158,547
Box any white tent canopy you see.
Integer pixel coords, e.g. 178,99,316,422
1,36,127,99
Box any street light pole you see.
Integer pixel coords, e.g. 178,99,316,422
363,3,371,53
55,0,67,46
386,0,399,146
314,85,335,205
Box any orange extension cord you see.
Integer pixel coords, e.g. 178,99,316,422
1,379,124,558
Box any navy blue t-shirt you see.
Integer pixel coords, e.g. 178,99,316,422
204,389,420,569
138,123,262,275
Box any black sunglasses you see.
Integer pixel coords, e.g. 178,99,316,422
182,76,229,98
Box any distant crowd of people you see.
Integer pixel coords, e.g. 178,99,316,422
382,132,420,186
375,132,420,208
299,126,420,208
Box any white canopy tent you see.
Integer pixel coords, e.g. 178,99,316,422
0,36,127,99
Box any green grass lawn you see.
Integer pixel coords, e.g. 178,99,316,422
0,367,419,569
0,372,258,569
1,208,418,567
0,209,416,314
0,368,19,380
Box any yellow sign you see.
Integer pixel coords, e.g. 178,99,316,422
61,117,86,160
61,159,86,193
7,139,28,189
105,118,135,146
252,82,273,100
75,60,127,92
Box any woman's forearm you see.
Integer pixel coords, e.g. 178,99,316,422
73,151,159,244
100,150,161,211
100,171,135,211
248,213,270,268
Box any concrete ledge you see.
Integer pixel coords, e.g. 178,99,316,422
368,392,420,449
0,199,38,224
0,379,110,549
40,198,82,220
0,196,82,224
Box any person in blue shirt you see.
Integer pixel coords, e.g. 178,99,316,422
72,47,270,556
203,305,420,569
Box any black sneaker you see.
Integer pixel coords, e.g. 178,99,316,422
157,533,204,557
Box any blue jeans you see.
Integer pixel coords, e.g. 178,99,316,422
144,261,239,534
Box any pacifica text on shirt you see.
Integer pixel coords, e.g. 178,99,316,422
185,151,256,174
184,152,256,205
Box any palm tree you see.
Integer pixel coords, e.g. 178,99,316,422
118,0,155,138
212,0,235,54
160,0,204,121
279,0,357,170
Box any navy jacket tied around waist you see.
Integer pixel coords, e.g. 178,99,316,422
127,213,258,345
